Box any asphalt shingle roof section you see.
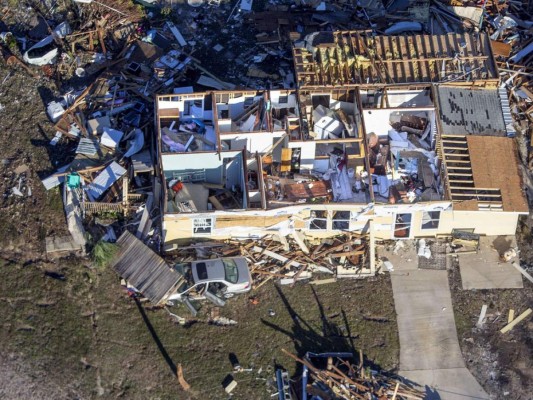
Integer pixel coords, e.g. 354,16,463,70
437,86,507,136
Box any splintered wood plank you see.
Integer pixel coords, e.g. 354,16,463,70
400,36,411,83
346,33,361,84
374,36,392,82
337,33,345,83
412,36,421,81
386,36,396,82
335,33,346,84
426,36,437,81
406,36,419,82
417,35,430,82
434,35,445,79
468,38,480,77
511,262,533,284
480,33,496,78
393,36,403,82
500,308,532,333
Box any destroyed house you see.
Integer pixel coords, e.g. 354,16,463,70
155,32,527,263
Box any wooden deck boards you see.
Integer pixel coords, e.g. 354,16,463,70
110,231,181,304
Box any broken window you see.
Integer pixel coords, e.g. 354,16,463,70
309,210,328,230
394,213,411,238
421,211,441,230
193,217,215,235
312,95,330,109
332,211,350,230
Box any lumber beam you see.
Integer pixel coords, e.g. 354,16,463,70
500,308,532,333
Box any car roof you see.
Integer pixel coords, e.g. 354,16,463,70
192,259,225,283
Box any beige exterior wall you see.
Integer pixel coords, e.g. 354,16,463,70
440,211,520,236
163,204,368,245
371,207,521,240
163,204,522,245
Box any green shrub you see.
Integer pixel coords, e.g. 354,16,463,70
91,240,118,268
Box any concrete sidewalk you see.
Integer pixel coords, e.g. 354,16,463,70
384,244,489,399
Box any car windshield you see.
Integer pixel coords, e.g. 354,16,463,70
223,259,239,284
195,262,208,281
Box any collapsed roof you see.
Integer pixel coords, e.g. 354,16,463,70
293,31,499,87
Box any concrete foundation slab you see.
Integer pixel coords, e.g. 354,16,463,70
387,253,489,399
391,270,464,371
402,369,489,400
458,236,523,289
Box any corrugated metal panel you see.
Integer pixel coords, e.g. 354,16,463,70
41,164,69,190
110,231,181,304
85,161,126,200
76,138,99,155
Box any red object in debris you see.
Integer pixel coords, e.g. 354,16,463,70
172,181,184,193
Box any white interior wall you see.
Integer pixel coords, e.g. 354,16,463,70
234,135,274,154
224,156,243,190
162,151,242,171
288,141,316,171
270,91,298,109
313,159,329,172
159,100,180,110
218,119,233,132
363,108,435,139
159,97,212,120
360,89,433,108
222,95,263,119
363,109,396,137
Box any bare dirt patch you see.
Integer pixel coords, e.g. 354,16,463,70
449,218,533,399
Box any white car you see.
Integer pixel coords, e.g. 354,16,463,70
168,257,252,304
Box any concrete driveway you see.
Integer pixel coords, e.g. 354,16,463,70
384,243,489,399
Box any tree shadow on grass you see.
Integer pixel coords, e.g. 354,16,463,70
261,284,383,378
133,297,176,376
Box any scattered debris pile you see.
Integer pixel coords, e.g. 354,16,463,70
169,232,372,288
283,349,424,400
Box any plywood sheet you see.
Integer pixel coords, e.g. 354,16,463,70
467,136,528,212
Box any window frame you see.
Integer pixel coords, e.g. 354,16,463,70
393,213,412,239
332,211,351,231
308,210,328,230
421,210,441,230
